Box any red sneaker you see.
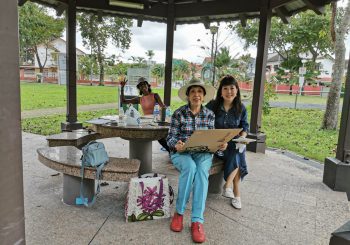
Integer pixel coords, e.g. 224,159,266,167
191,222,206,243
170,213,183,232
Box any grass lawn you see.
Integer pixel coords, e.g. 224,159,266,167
261,108,339,162
20,82,181,111
22,106,339,163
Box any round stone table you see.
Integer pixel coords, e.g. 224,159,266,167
92,123,169,174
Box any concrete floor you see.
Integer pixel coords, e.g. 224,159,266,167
22,132,350,245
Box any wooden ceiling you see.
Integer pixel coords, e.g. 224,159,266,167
21,0,338,26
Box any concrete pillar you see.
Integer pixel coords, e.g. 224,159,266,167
247,0,271,154
0,0,26,244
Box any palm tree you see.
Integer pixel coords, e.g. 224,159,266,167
145,50,155,62
215,46,233,77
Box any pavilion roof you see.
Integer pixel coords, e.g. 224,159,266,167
27,0,337,26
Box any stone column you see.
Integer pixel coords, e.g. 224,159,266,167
0,0,26,243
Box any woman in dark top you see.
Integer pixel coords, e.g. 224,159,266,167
206,75,249,209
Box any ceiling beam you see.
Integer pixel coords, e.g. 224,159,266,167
175,0,259,18
239,14,247,27
137,15,143,27
201,17,210,29
18,0,28,6
301,0,325,15
76,0,167,18
275,6,290,24
54,2,67,16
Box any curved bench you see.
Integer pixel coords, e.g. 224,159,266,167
46,129,100,149
208,156,225,194
37,146,140,205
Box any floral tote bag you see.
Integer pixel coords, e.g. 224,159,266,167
125,173,173,222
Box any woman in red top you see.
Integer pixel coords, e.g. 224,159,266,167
120,77,169,153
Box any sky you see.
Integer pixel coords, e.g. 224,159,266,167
72,0,350,64
74,21,256,64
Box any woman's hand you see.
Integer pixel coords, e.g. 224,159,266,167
218,142,228,151
175,140,185,151
120,78,127,88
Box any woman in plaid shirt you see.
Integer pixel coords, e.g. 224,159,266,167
167,78,227,243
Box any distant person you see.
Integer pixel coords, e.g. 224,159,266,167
167,78,227,243
206,75,249,209
120,77,169,153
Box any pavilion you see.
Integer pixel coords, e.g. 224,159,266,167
1,0,349,243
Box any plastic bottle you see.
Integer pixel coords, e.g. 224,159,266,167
153,103,160,122
119,107,126,126
165,107,172,123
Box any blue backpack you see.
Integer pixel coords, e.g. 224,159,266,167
76,141,109,207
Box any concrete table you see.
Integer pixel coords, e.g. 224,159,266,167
92,123,169,174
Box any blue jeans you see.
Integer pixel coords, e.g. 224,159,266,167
171,152,212,223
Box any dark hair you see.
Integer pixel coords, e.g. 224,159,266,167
211,75,242,116
136,81,152,95
185,85,206,96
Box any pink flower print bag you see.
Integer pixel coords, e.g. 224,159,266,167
125,173,174,222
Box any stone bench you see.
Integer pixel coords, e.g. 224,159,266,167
208,156,225,194
46,129,100,149
37,146,140,205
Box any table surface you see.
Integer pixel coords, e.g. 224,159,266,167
88,117,169,141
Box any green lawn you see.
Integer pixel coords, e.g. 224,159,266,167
261,108,339,162
20,82,180,111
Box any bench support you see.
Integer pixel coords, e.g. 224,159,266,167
208,171,224,194
129,139,152,175
63,174,95,205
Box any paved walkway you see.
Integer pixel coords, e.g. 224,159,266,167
23,132,349,244
21,103,117,119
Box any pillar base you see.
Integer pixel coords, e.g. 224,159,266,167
208,171,224,194
61,121,83,131
247,132,266,153
323,157,350,200
330,221,350,245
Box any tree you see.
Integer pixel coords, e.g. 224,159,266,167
145,50,155,62
215,46,233,76
19,2,65,74
152,64,165,84
322,1,350,129
78,13,132,85
78,55,98,82
233,9,333,67
173,59,190,81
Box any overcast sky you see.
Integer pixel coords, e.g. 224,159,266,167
74,21,255,64
73,0,350,64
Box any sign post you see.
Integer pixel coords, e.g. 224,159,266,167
294,61,307,109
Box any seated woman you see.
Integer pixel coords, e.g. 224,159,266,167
167,78,227,243
120,77,169,152
206,75,249,209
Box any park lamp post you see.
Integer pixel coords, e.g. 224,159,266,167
294,59,307,109
209,25,218,86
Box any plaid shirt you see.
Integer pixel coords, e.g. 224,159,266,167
166,104,215,152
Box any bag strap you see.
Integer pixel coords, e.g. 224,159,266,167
77,161,106,207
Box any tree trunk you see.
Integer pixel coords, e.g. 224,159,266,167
97,44,104,86
322,1,350,129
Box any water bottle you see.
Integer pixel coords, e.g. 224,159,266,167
153,103,160,122
118,107,126,126
165,107,172,123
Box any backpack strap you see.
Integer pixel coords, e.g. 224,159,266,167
76,161,107,207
